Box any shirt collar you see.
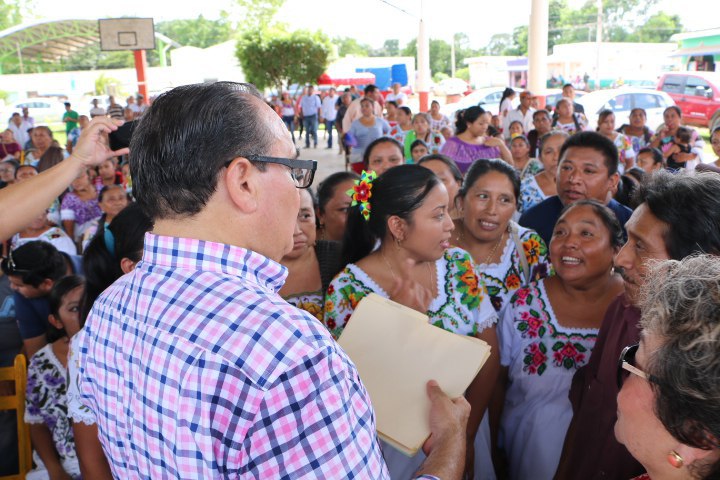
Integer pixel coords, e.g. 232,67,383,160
140,233,288,293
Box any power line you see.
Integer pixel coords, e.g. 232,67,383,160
376,0,418,18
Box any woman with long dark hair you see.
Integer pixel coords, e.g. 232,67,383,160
67,203,153,479
323,164,499,479
440,106,513,174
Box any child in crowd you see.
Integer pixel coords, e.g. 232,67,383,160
25,275,85,480
665,125,693,170
11,208,77,256
440,126,453,141
507,120,524,143
81,185,130,251
410,139,429,163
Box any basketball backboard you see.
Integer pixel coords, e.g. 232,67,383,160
98,18,155,51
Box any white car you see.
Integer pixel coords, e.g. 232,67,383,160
440,87,521,120
432,78,470,97
576,87,675,131
0,98,67,126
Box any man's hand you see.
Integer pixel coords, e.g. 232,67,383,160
422,380,470,456
72,117,129,169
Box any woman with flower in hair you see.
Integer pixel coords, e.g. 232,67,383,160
451,159,550,314
440,106,513,174
495,199,624,480
323,164,499,479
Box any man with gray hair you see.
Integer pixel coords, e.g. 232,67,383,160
71,81,469,478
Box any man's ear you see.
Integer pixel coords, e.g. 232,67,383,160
120,257,136,274
608,172,620,194
224,157,259,213
39,278,54,295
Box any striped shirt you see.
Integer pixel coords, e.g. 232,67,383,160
73,233,388,478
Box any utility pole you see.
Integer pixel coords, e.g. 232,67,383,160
595,0,602,90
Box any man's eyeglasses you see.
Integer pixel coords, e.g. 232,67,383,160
225,155,317,189
617,344,661,389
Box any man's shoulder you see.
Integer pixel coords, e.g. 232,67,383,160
92,268,344,388
607,199,632,223
522,195,562,218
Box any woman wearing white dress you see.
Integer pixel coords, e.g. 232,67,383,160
496,200,624,480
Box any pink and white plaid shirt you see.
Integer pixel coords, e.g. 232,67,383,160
74,233,389,478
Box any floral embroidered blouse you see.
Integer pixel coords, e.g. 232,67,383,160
323,248,497,340
25,343,81,478
498,279,598,480
284,291,324,323
476,225,550,314
519,175,548,213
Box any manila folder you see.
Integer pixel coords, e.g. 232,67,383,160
337,293,491,456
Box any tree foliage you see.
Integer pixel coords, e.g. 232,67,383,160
487,0,681,56
334,36,371,57
236,28,331,94
232,0,285,32
155,15,233,48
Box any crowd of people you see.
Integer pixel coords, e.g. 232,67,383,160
0,79,720,480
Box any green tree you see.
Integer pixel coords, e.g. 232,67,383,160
155,15,232,48
232,0,285,32
483,33,515,56
402,38,453,77
634,12,682,43
334,36,370,57
374,39,399,57
0,0,30,31
236,28,331,94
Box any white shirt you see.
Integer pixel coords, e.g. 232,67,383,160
321,95,338,121
8,121,31,146
90,106,106,118
386,92,407,105
504,107,536,139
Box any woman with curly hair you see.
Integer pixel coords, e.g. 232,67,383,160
616,255,720,480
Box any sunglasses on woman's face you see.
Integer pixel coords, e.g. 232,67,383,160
616,344,661,389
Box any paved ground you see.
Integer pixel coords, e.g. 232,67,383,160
294,130,349,185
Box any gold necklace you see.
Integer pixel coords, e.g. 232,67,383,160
381,249,436,298
482,231,505,266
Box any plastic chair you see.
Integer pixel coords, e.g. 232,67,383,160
0,354,32,479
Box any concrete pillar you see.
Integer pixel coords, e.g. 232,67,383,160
528,0,549,108
417,0,430,112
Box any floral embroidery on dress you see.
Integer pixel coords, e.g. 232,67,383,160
507,281,597,377
323,248,497,339
25,344,81,476
519,175,548,213
551,341,588,369
285,291,324,322
523,343,548,375
475,228,551,313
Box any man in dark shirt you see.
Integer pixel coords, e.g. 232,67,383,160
0,241,67,358
555,171,720,480
519,131,631,245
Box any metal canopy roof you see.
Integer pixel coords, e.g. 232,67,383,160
0,19,180,64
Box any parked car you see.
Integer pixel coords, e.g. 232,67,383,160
0,98,67,125
657,72,720,130
577,87,675,131
440,87,521,119
432,78,471,97
541,88,586,113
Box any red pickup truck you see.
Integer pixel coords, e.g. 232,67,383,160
657,72,720,130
